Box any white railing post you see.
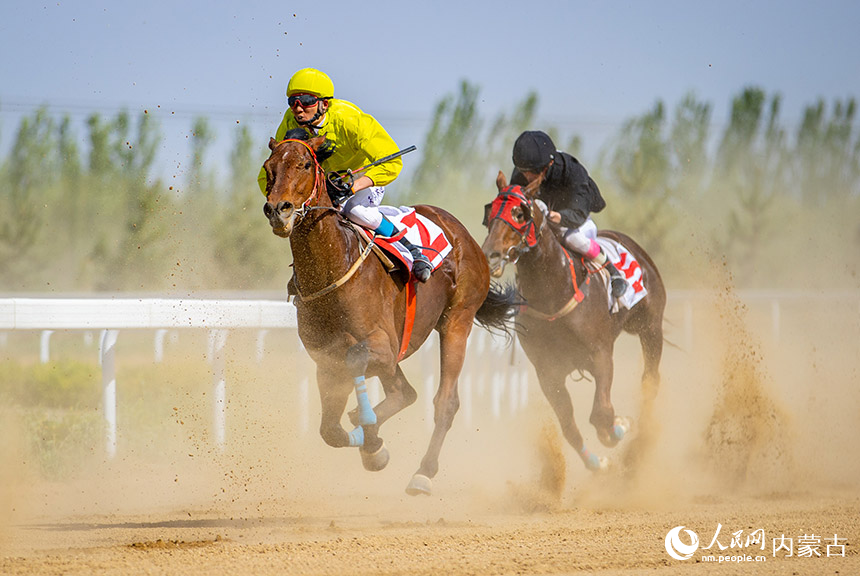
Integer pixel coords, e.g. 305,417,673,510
208,328,229,451
40,330,54,364
154,328,168,363
255,329,268,363
99,329,120,459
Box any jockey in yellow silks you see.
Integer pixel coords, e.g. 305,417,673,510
258,67,431,282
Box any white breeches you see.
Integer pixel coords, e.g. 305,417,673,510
559,218,601,258
341,186,385,230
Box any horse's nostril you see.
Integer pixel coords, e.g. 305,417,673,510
263,202,274,218
277,201,293,214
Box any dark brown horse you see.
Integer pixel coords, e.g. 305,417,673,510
481,171,666,472
262,136,515,495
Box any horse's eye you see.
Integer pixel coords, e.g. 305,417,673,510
512,207,525,222
304,162,312,170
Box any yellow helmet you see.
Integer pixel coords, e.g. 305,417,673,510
286,68,334,98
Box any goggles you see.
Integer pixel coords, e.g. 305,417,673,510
288,93,325,108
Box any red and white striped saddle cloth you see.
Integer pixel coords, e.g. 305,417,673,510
592,237,648,312
359,206,452,272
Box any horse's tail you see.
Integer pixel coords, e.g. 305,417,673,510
474,281,519,337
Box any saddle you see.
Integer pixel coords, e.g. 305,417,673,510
287,208,453,297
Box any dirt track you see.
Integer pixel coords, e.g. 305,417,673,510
2,288,859,574
1,482,858,575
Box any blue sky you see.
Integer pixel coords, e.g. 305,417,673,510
2,0,859,183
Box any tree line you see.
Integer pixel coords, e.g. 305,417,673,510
1,85,858,293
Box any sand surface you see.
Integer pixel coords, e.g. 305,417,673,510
2,288,859,574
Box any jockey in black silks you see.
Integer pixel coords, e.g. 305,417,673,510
509,130,629,299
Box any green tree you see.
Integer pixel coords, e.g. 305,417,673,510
410,80,483,196
0,108,57,283
711,88,787,285
187,116,216,195
210,123,282,288
602,100,675,256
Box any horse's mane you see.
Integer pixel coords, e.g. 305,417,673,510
283,128,336,162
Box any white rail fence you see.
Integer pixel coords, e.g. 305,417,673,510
1,299,297,458
2,292,857,458
0,298,527,458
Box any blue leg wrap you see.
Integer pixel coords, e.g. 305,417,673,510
354,377,377,426
373,218,396,238
580,446,602,471
348,426,364,447
611,423,626,442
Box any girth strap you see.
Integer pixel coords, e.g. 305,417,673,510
520,246,587,322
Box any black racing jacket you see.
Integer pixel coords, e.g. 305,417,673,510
511,151,605,229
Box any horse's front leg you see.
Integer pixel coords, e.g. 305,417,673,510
349,364,417,426
317,363,356,448
589,346,629,449
315,344,385,460
344,338,393,472
535,365,605,472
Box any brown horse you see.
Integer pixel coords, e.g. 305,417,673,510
481,171,666,472
262,136,516,495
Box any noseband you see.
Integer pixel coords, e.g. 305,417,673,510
274,138,329,221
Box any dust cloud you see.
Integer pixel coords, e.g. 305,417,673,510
1,272,858,558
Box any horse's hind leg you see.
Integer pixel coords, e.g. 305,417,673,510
405,315,470,496
639,321,663,412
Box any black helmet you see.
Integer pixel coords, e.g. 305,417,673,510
512,130,556,171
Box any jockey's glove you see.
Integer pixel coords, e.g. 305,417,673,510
326,171,354,207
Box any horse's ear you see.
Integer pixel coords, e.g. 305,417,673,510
495,170,508,191
312,136,336,162
523,171,544,198
268,137,278,151
308,135,327,149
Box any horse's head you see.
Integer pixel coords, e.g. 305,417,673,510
262,134,330,238
481,170,545,277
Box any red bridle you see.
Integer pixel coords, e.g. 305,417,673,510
483,185,540,251
274,138,326,218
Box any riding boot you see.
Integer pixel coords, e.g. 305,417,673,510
593,247,628,299
398,237,432,283
374,216,432,283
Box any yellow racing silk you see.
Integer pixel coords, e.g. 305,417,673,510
258,99,402,194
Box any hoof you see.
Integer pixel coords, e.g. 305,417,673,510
360,442,389,472
612,416,632,442
597,415,632,448
405,473,432,496
581,449,610,472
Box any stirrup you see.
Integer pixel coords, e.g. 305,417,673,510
610,276,628,299
408,246,432,283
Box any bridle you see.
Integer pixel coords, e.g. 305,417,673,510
483,185,544,266
270,138,371,302
272,138,331,222
484,185,588,322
